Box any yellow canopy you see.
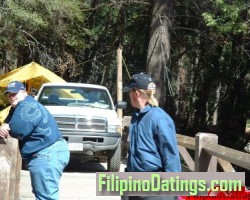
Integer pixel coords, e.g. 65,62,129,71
0,106,11,124
0,62,66,124
0,61,66,92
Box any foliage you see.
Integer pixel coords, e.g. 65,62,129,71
0,0,89,72
170,0,250,149
73,0,151,100
202,0,249,34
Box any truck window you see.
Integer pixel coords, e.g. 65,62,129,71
38,86,112,109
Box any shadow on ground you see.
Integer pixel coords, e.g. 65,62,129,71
65,158,127,173
64,159,107,173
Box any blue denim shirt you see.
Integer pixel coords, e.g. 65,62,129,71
127,105,181,172
5,95,61,159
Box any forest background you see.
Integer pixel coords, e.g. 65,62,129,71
0,1,249,156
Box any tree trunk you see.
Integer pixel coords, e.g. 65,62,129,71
146,0,173,109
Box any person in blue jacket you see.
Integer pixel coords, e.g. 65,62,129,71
122,73,181,200
0,81,70,200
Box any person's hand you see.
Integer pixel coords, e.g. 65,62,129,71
0,123,10,138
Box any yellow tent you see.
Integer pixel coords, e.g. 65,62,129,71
0,106,11,124
0,62,66,124
0,61,66,92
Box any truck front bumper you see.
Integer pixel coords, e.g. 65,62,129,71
62,131,121,153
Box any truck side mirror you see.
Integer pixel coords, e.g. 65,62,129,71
116,101,127,109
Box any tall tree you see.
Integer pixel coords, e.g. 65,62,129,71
146,0,174,111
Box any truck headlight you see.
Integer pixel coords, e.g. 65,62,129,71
108,125,122,133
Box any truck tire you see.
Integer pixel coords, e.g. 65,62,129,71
107,140,121,172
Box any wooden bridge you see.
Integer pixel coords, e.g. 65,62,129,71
1,116,250,200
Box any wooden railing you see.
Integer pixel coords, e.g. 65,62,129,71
177,133,250,172
122,116,250,172
0,137,22,200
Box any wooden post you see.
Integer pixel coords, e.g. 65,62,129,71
0,137,21,200
195,133,218,172
26,79,31,94
0,156,10,200
121,116,131,158
117,47,123,120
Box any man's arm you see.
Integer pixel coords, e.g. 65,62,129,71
156,118,181,172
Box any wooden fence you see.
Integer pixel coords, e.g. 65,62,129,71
0,137,22,200
122,116,250,173
177,133,250,172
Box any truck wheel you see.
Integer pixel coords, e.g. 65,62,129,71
107,140,121,172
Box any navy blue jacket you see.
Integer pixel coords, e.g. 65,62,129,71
5,95,61,159
127,105,181,172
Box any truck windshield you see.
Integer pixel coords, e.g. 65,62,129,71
37,86,112,110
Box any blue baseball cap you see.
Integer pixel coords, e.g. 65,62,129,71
122,73,156,92
4,81,26,94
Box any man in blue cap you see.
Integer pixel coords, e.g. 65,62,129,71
122,73,181,200
0,81,70,200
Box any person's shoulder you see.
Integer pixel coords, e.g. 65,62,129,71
24,95,35,101
21,96,42,108
151,107,174,121
151,106,166,115
148,107,164,118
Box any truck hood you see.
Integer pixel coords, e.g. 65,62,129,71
45,106,122,126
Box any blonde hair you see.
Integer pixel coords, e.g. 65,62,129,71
138,89,158,107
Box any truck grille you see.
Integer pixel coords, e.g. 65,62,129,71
54,116,107,132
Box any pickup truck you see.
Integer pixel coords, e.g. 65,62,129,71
35,82,126,172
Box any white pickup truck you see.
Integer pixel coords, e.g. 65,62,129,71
35,82,127,171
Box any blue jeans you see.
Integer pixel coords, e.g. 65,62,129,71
27,138,70,200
